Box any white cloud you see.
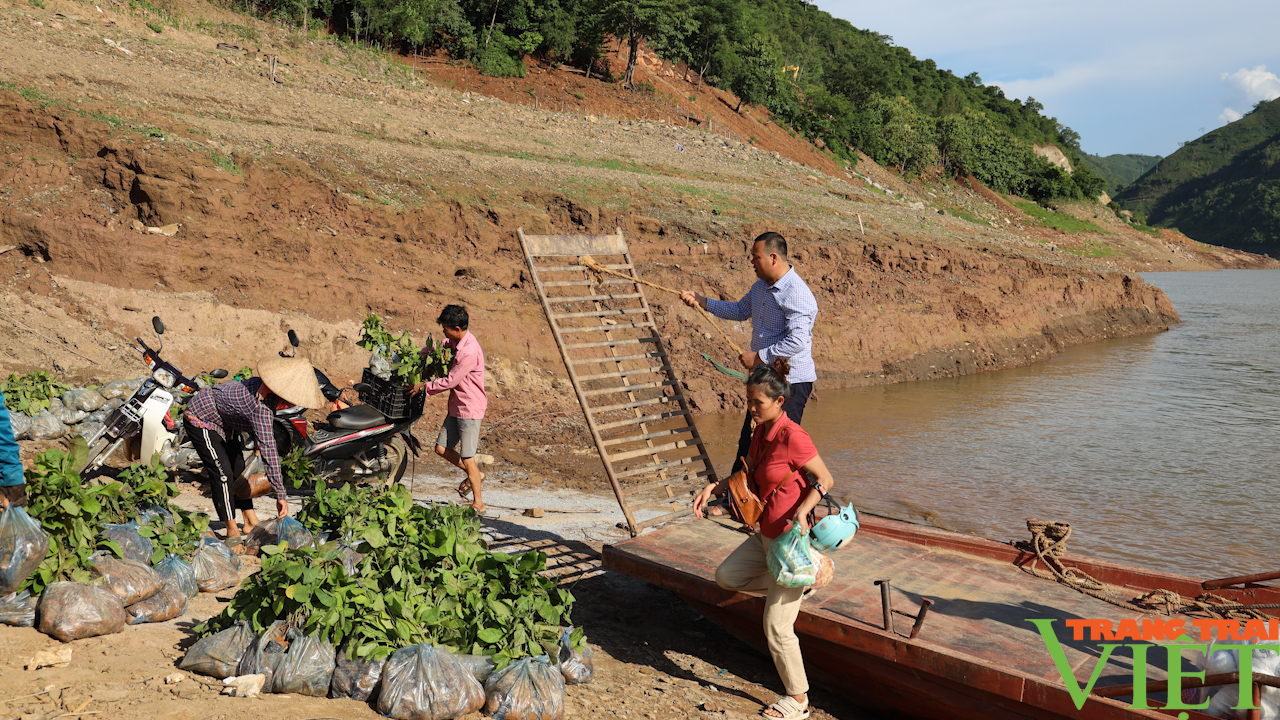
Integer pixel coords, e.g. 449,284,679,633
1221,65,1280,103
1218,65,1280,123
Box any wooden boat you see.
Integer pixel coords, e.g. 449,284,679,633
602,515,1280,719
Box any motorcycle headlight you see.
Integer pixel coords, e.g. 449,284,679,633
152,367,176,388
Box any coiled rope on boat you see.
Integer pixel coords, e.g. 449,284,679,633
1020,519,1268,620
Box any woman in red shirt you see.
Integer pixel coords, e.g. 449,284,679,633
692,360,835,720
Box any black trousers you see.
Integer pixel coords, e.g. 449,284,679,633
184,417,253,525
730,381,814,474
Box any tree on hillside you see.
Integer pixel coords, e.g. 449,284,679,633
729,35,780,112
687,0,738,86
600,0,687,86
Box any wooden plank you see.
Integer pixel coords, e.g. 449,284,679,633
552,307,647,320
595,409,690,431
564,337,660,351
542,279,632,288
589,395,678,415
636,507,692,530
623,472,711,498
608,440,690,462
538,264,631,272
628,491,696,513
523,234,628,256
546,293,643,304
560,322,655,335
614,453,709,478
587,381,676,399
569,351,666,366
578,366,665,381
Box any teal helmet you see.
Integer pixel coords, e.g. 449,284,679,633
810,503,859,552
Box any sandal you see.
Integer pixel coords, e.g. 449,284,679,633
457,479,472,499
762,696,809,720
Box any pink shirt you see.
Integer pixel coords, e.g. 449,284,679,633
748,413,818,538
420,331,487,420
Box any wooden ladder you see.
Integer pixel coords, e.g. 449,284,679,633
518,228,718,536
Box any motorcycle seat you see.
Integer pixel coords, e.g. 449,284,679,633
327,403,386,431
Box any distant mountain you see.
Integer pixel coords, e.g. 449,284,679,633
1115,98,1280,256
1080,153,1162,193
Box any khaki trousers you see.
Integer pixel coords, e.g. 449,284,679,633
714,533,809,696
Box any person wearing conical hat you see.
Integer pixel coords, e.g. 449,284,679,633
184,356,325,541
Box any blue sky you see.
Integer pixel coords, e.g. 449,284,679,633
813,0,1280,157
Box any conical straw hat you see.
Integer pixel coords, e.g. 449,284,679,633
256,356,326,409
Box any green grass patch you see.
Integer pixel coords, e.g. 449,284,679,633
954,211,984,225
147,21,164,33
79,109,125,127
196,19,259,42
1062,239,1119,258
1131,222,1162,237
0,81,51,107
29,0,46,8
207,149,240,174
1012,200,1106,234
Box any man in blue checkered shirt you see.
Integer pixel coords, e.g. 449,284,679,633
682,231,819,473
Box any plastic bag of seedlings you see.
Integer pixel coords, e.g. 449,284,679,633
243,516,314,556
77,421,105,442
0,506,51,596
377,645,485,720
27,410,67,441
241,622,335,696
369,349,393,380
137,504,174,527
62,388,105,413
330,646,386,702
556,627,593,685
49,401,88,426
128,555,197,624
484,656,565,720
99,378,142,400
8,412,31,441
90,553,164,606
0,590,37,627
453,653,496,684
336,542,366,577
37,581,127,642
100,522,153,565
181,620,257,678
192,537,241,592
239,620,289,688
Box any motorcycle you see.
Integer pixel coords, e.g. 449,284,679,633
242,330,421,488
80,316,228,475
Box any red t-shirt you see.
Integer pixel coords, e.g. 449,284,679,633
748,414,818,538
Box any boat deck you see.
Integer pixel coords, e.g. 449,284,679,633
604,516,1280,719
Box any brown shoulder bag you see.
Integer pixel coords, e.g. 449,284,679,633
725,456,794,528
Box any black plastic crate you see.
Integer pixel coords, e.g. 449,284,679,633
359,368,425,420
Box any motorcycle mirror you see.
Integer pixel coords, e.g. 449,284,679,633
152,316,165,335
352,382,373,396
210,368,229,379
288,329,300,348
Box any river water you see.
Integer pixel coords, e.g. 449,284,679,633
697,269,1280,579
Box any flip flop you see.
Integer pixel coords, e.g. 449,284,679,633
457,479,472,499
761,696,809,720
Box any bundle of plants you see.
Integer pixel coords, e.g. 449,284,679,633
199,483,582,673
358,313,453,387
22,440,209,595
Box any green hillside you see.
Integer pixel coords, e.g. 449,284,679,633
1081,153,1162,193
1115,98,1280,255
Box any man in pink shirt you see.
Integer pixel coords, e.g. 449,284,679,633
413,305,488,513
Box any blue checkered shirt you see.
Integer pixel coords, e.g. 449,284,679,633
705,267,818,383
